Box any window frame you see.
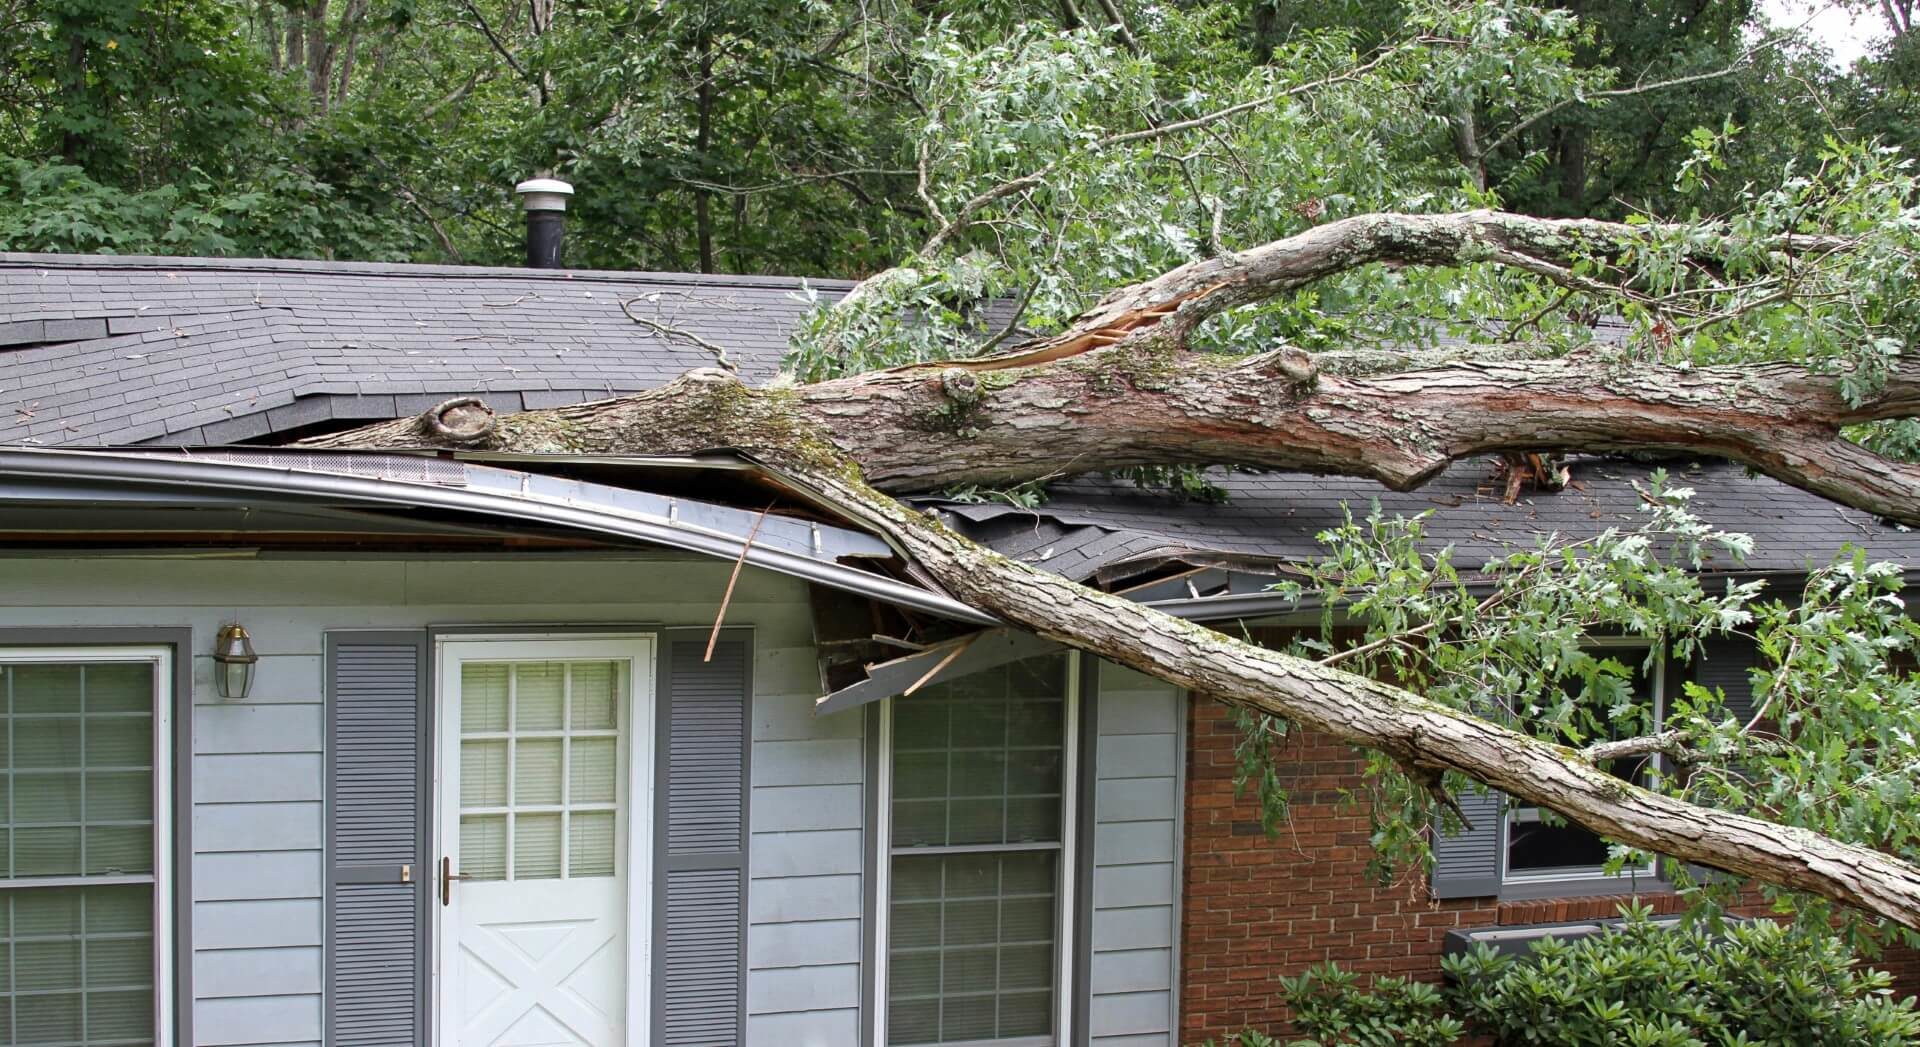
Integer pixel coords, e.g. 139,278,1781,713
0,643,177,1047
1499,637,1664,893
868,655,1081,1047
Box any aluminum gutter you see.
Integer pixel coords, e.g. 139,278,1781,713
0,447,997,625
1143,591,1320,621
1138,567,1868,622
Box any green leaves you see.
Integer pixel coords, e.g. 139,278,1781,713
0,158,427,258
1234,475,1920,943
1278,961,1466,1047
1280,907,1920,1046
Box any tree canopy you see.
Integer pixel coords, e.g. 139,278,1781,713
0,0,1904,266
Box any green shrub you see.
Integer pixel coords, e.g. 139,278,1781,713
1239,904,1920,1047
1276,963,1464,1046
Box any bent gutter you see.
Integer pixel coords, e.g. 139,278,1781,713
0,448,996,626
1138,568,1859,622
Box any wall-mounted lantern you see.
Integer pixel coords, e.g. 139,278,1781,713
213,624,258,700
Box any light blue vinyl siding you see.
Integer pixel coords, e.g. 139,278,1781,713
746,640,867,1047
2,557,1181,1047
1090,660,1185,1046
0,554,828,1047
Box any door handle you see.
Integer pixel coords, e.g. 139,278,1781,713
441,856,474,906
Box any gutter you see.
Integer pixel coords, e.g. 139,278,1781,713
0,448,997,626
1134,567,1863,623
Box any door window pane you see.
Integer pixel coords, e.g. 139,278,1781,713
459,660,624,883
569,663,617,730
569,812,615,878
460,815,507,881
514,663,564,731
514,740,562,806
461,665,509,733
570,739,616,805
0,660,160,1047
514,814,562,880
460,741,508,807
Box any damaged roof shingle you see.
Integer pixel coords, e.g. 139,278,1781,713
924,457,1920,579
7,252,1913,578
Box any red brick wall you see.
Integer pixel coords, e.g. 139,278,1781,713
1177,695,1920,1043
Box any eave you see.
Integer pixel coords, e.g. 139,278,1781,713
0,446,996,626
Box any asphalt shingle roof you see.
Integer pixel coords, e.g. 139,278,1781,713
0,253,842,445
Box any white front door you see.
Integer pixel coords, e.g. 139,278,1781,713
436,638,654,1047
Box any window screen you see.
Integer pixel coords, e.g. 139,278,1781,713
887,655,1068,1046
0,660,161,1047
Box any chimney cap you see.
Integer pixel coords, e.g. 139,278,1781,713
514,178,575,212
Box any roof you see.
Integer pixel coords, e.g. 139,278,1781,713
926,456,1920,581
4,252,1909,588
0,252,840,445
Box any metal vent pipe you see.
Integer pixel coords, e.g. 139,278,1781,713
514,177,574,269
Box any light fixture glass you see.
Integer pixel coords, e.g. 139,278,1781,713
213,623,258,699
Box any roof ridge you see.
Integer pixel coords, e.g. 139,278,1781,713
0,251,860,290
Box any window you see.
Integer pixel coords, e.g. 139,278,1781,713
1503,643,1660,885
880,654,1076,1047
0,650,172,1047
457,660,624,882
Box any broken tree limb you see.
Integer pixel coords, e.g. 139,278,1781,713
786,461,1920,931
302,348,1920,527
299,206,1920,928
305,364,1920,929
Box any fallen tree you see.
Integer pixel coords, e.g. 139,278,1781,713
301,202,1920,929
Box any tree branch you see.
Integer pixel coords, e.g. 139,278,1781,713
455,0,532,88
676,168,916,197
916,44,1419,257
309,208,1912,517
620,297,738,372
1582,730,1693,763
1478,39,1776,161
296,206,1920,925
301,348,1920,928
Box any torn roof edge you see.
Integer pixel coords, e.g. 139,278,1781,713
0,445,995,626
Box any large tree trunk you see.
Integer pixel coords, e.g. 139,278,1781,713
304,209,1920,929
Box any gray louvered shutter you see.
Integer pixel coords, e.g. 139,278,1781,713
1689,634,1760,725
653,630,751,1046
1430,782,1504,899
326,631,429,1047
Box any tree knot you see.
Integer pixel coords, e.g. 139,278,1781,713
939,368,982,405
420,397,497,446
1243,344,1319,394
681,366,743,387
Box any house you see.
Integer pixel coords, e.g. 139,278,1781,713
2,247,1918,1047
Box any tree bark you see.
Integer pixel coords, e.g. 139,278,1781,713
694,32,716,275
58,32,87,164
304,0,332,113
302,208,1920,929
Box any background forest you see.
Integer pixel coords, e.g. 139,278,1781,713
1,0,1914,275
